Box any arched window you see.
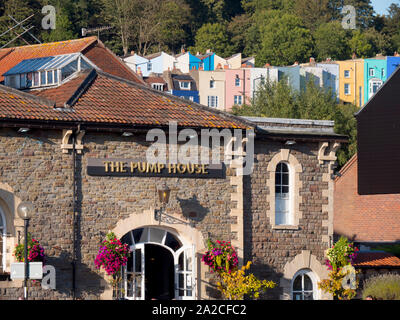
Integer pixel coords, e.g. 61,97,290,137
292,269,318,300
275,162,291,225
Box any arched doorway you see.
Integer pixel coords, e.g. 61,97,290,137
121,227,195,300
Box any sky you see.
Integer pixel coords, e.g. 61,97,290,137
371,0,400,15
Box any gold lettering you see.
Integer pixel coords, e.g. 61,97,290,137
104,161,110,172
130,162,137,173
187,164,195,174
146,163,158,173
177,163,187,174
194,164,202,174
201,164,208,174
157,163,165,173
168,163,177,174
108,161,119,173
120,162,127,173
138,162,146,173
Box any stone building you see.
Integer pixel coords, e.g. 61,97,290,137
0,40,346,300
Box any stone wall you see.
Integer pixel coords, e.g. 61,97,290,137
0,128,234,299
244,139,332,299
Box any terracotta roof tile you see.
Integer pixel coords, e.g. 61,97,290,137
353,252,400,268
0,37,143,84
1,70,251,130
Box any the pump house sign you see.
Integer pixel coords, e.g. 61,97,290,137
87,158,225,179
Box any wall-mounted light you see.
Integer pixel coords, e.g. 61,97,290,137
155,182,171,222
18,128,30,133
285,140,296,146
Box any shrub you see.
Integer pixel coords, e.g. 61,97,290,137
362,274,400,300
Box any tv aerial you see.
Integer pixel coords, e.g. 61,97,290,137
81,26,113,40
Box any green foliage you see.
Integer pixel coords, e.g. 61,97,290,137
256,10,313,66
362,274,400,300
192,22,235,57
348,29,373,58
313,21,350,61
371,244,400,258
232,78,357,167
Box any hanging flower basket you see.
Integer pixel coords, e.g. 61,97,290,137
94,232,130,299
202,239,239,275
13,233,45,263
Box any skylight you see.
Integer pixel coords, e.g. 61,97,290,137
3,53,96,90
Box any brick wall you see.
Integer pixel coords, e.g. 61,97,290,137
334,154,400,242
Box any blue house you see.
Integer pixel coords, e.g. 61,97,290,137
168,73,199,103
189,52,203,71
276,65,301,91
387,56,400,79
196,52,215,71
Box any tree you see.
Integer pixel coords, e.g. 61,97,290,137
294,0,333,31
41,6,76,42
348,29,373,58
232,78,358,168
256,11,314,66
313,21,350,61
192,22,235,57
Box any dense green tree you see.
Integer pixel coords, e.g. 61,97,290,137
348,29,373,58
313,21,350,61
256,11,314,66
192,22,235,57
232,78,357,168
294,0,333,31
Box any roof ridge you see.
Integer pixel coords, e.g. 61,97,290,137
2,37,97,51
0,84,55,107
94,69,255,130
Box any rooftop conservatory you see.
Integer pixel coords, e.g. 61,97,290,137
3,53,96,90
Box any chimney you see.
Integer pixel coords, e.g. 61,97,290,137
310,57,315,65
264,63,271,68
131,50,135,55
181,47,185,54
206,49,211,54
352,52,357,59
293,61,299,66
224,64,229,69
327,57,331,62
216,63,222,70
395,51,400,57
137,67,142,77
199,66,204,71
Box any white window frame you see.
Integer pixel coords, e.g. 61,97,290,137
275,162,293,226
369,68,375,77
369,78,383,96
344,70,350,78
344,83,351,95
291,269,319,300
179,81,191,90
151,83,164,91
207,95,218,108
234,95,243,105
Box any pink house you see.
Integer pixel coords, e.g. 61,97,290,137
225,69,251,112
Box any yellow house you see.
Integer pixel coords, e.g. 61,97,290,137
337,59,365,107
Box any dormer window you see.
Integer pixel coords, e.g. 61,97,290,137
179,81,191,90
3,53,95,90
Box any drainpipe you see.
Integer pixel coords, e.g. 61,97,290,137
71,125,80,300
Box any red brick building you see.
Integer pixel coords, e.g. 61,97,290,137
334,153,400,243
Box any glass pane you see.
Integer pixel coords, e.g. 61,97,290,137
126,273,134,297
293,275,302,290
80,58,93,71
149,228,165,244
133,228,143,244
54,70,58,83
135,274,142,297
304,292,314,300
126,252,133,272
281,163,289,172
33,72,39,86
40,71,46,85
277,163,283,172
275,186,281,194
165,232,182,251
293,292,302,300
282,186,289,194
121,232,132,246
20,74,27,88
179,274,184,296
282,173,289,185
179,252,184,271
139,228,148,243
135,249,142,273
47,71,53,84
304,275,313,291
275,172,281,184
27,73,32,87
61,59,78,81
0,213,2,227
186,251,192,271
